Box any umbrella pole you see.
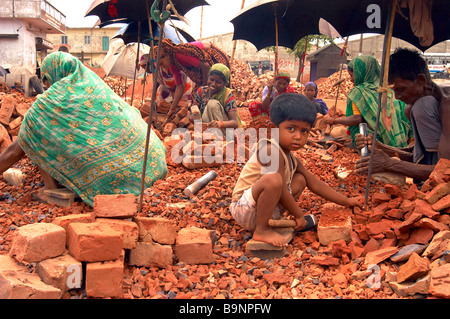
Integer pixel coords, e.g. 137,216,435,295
138,0,168,214
273,3,279,74
131,21,142,106
230,0,246,65
332,37,348,118
364,0,397,206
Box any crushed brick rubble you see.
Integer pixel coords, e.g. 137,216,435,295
0,62,449,300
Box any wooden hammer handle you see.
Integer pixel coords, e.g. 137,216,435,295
268,219,297,228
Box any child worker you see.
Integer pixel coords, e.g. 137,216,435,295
248,70,296,118
193,63,242,132
230,93,363,247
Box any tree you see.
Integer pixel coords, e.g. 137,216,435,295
267,35,334,82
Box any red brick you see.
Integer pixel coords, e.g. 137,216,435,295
175,227,213,264
414,218,449,232
422,231,450,258
67,222,123,262
96,218,139,249
364,246,398,265
365,220,392,237
424,182,450,205
397,252,430,283
363,237,381,255
9,223,66,263
128,242,173,268
421,158,450,192
317,208,352,245
372,192,391,203
432,194,450,211
397,212,423,233
52,213,95,243
85,260,124,298
406,228,435,245
93,194,137,219
310,255,340,266
0,255,28,273
0,271,61,299
405,183,419,201
134,216,176,245
384,184,403,198
429,264,450,298
36,252,82,296
413,199,440,219
0,95,17,125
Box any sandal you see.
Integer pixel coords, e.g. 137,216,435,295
296,214,317,233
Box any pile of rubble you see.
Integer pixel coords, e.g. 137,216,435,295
315,70,353,100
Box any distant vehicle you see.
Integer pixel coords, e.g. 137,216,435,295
422,53,450,79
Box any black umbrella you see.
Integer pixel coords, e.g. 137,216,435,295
85,0,209,26
315,0,450,52
112,20,195,45
230,0,323,51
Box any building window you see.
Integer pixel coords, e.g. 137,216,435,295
102,37,109,51
84,35,91,45
61,35,68,45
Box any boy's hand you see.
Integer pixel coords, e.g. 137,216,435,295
294,215,306,231
345,196,364,209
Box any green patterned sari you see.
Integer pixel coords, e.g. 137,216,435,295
17,52,167,206
346,55,412,147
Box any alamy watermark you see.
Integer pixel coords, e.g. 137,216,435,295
169,122,281,174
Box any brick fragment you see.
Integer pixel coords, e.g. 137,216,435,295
397,252,430,283
364,247,398,265
429,264,450,298
67,222,123,262
93,194,137,219
432,194,450,212
9,223,66,263
175,227,213,264
424,182,450,205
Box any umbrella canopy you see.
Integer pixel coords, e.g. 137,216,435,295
102,40,149,78
85,0,209,26
314,0,450,52
112,20,195,45
230,0,324,51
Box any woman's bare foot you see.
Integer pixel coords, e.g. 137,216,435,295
253,228,287,247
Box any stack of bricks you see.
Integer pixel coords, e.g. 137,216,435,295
0,93,33,153
0,194,214,299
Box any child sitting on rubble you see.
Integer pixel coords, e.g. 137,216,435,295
192,63,242,132
230,93,363,247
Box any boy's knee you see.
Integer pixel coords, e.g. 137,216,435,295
261,172,283,190
291,173,306,199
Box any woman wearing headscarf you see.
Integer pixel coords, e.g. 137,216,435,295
304,81,328,115
325,55,412,148
248,70,297,118
140,39,230,119
193,63,242,132
0,52,167,206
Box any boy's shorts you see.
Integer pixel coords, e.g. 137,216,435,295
229,187,283,231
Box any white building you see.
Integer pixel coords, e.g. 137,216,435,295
0,0,65,94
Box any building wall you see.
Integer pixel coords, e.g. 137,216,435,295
201,32,301,77
47,27,121,67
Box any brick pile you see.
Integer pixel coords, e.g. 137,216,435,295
0,93,34,153
0,193,214,299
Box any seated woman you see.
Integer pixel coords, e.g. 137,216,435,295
304,81,328,115
248,70,296,118
0,52,168,206
324,55,412,148
193,63,241,133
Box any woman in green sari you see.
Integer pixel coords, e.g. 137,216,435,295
325,55,412,148
0,52,167,206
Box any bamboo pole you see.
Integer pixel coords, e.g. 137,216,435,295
130,21,141,106
364,0,397,206
138,0,168,213
332,36,348,118
273,3,279,74
199,5,204,39
230,0,246,65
